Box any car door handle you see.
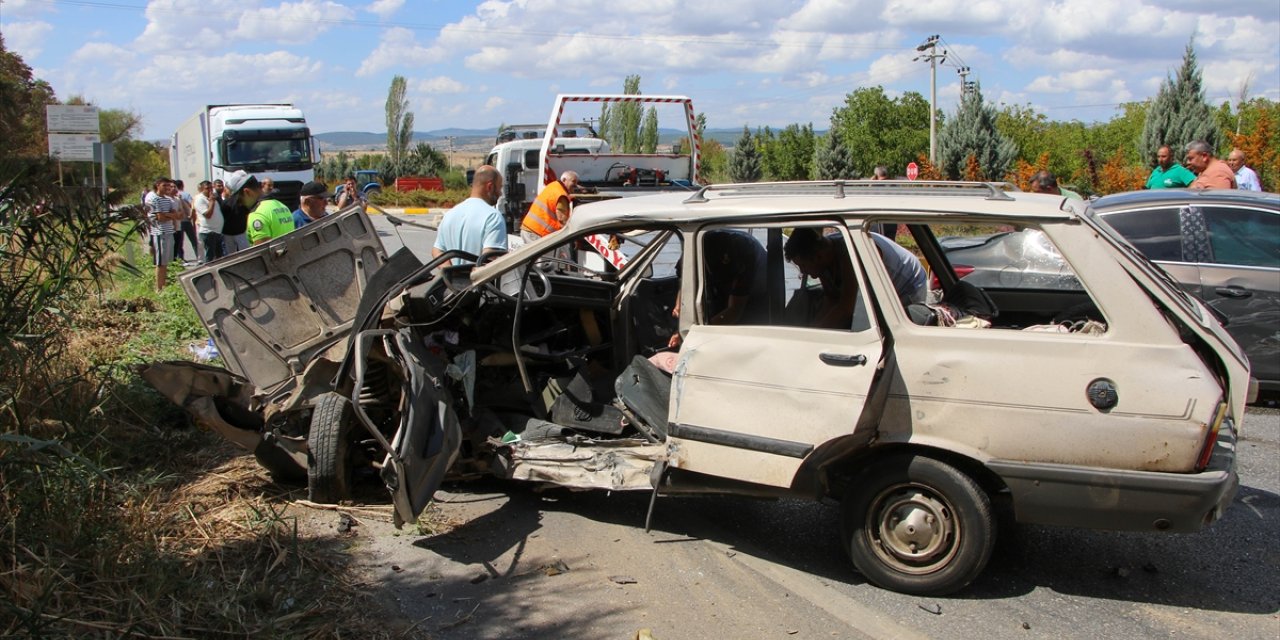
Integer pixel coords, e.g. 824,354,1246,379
1214,286,1252,299
819,353,868,367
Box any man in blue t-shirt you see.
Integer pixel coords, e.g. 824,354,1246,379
292,181,329,228
432,165,507,265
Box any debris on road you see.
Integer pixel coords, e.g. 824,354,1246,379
919,603,942,615
541,559,571,576
337,512,357,533
609,575,638,584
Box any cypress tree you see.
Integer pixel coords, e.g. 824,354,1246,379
1139,41,1221,163
812,133,855,179
727,127,763,183
640,107,659,154
938,83,1018,181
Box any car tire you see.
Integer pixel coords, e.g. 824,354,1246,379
842,454,995,595
307,392,355,504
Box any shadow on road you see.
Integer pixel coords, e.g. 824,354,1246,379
373,482,640,639
966,483,1280,614
405,477,1280,617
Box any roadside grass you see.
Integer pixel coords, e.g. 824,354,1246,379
1,260,426,639
369,186,469,209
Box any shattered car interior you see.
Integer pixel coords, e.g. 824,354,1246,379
146,181,1251,596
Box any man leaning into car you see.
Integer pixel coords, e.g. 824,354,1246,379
1184,141,1237,189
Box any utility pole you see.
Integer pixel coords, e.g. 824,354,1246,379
957,66,973,96
914,35,945,164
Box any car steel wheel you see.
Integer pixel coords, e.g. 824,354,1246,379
865,482,959,575
842,454,995,595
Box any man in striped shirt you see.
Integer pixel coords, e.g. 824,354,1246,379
145,177,184,291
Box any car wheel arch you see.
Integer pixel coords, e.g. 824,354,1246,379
814,441,1009,503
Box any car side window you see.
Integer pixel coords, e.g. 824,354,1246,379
1102,208,1182,262
1203,206,1280,269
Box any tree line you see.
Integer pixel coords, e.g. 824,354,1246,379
716,43,1276,195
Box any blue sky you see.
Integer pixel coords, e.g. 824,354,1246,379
3,0,1278,140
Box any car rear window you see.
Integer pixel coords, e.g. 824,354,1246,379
1204,206,1279,268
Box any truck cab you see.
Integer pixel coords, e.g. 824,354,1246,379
172,104,318,210
484,95,702,232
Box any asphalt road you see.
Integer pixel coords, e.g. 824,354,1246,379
360,214,1280,639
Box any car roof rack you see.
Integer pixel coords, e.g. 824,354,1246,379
683,180,1017,204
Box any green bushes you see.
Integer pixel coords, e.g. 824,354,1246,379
0,159,405,638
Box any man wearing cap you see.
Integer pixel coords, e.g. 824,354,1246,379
225,170,295,245
292,181,330,228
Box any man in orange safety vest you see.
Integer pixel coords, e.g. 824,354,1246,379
520,170,580,246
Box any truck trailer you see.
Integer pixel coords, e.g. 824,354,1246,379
170,104,317,210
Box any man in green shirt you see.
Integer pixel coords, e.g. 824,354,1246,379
225,170,296,245
1146,145,1196,189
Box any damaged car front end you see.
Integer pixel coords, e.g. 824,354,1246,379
145,206,681,526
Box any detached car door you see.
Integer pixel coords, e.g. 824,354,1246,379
668,224,886,489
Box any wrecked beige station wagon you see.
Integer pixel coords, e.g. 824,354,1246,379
145,181,1251,595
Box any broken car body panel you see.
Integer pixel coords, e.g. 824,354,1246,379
180,206,386,398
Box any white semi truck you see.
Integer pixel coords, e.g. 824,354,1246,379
170,104,317,209
484,94,702,232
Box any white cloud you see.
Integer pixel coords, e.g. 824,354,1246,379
135,50,323,93
0,0,53,18
881,0,1018,29
411,76,466,94
133,0,351,52
1201,59,1280,103
865,52,923,86
358,27,446,76
233,1,353,45
3,20,53,60
365,0,404,18
69,42,138,67
1026,69,1118,94
484,96,505,111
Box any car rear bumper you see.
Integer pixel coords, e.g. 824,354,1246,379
987,420,1238,533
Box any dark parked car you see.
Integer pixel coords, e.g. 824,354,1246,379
941,190,1278,392
1094,189,1279,392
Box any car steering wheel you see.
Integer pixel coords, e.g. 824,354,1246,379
531,256,604,279
485,264,552,304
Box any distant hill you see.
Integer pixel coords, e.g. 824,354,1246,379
315,126,814,151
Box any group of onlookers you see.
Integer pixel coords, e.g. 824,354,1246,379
1147,142,1262,191
142,171,347,291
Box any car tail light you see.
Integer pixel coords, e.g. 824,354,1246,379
931,264,975,290
1195,401,1228,471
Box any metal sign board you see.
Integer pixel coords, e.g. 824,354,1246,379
48,133,101,161
46,105,101,133
906,162,920,180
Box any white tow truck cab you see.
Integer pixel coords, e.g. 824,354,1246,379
483,94,702,231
